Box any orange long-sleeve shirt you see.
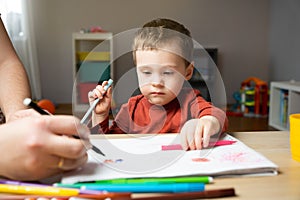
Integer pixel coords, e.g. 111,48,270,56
97,88,228,134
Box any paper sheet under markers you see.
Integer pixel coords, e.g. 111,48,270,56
62,133,278,184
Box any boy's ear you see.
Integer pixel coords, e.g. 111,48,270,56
185,62,194,80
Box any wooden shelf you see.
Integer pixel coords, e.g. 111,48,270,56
72,32,113,114
268,81,300,130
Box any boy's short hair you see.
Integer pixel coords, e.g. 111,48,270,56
133,18,194,67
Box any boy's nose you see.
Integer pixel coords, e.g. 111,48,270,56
151,74,164,86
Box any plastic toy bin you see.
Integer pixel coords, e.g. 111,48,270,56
77,82,98,103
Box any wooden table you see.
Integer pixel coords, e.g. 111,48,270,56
0,131,299,199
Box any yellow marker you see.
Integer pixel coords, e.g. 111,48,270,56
0,184,79,196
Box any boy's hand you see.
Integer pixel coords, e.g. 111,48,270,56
180,116,221,150
88,81,112,125
88,81,112,115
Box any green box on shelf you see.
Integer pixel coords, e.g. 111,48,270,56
77,61,110,82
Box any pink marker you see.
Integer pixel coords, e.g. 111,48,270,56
162,140,236,151
208,140,237,147
161,144,183,150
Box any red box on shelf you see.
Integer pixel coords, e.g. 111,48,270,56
77,82,98,103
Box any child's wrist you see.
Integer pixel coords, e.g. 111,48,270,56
92,112,109,126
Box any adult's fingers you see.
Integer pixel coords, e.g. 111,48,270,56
46,135,89,159
54,153,88,171
44,115,90,139
7,109,41,122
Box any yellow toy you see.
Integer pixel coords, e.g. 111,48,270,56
240,77,268,117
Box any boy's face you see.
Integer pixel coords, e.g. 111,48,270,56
135,49,193,106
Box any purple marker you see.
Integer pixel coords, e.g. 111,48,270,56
0,180,50,187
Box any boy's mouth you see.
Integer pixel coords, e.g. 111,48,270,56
150,92,165,95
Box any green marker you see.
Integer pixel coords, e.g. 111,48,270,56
54,176,213,188
96,176,213,184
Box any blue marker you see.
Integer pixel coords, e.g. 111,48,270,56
81,182,205,193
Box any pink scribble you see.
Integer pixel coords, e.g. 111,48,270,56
192,157,210,162
222,152,247,162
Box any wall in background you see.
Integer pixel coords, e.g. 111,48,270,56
30,0,270,104
269,0,300,82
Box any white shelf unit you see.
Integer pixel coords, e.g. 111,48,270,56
72,32,113,114
269,81,300,130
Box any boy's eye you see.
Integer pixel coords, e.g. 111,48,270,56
163,71,174,75
142,71,152,75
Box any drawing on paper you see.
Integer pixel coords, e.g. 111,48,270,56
104,159,124,163
191,157,210,162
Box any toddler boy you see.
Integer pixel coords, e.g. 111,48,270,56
89,18,228,150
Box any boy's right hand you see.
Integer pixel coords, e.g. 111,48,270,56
88,80,112,122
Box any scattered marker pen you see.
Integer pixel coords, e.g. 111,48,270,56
208,140,237,147
23,98,49,115
96,176,214,184
0,180,50,187
162,140,237,151
80,182,205,193
55,176,213,188
0,184,79,196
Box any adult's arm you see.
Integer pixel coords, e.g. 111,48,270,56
0,17,31,121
